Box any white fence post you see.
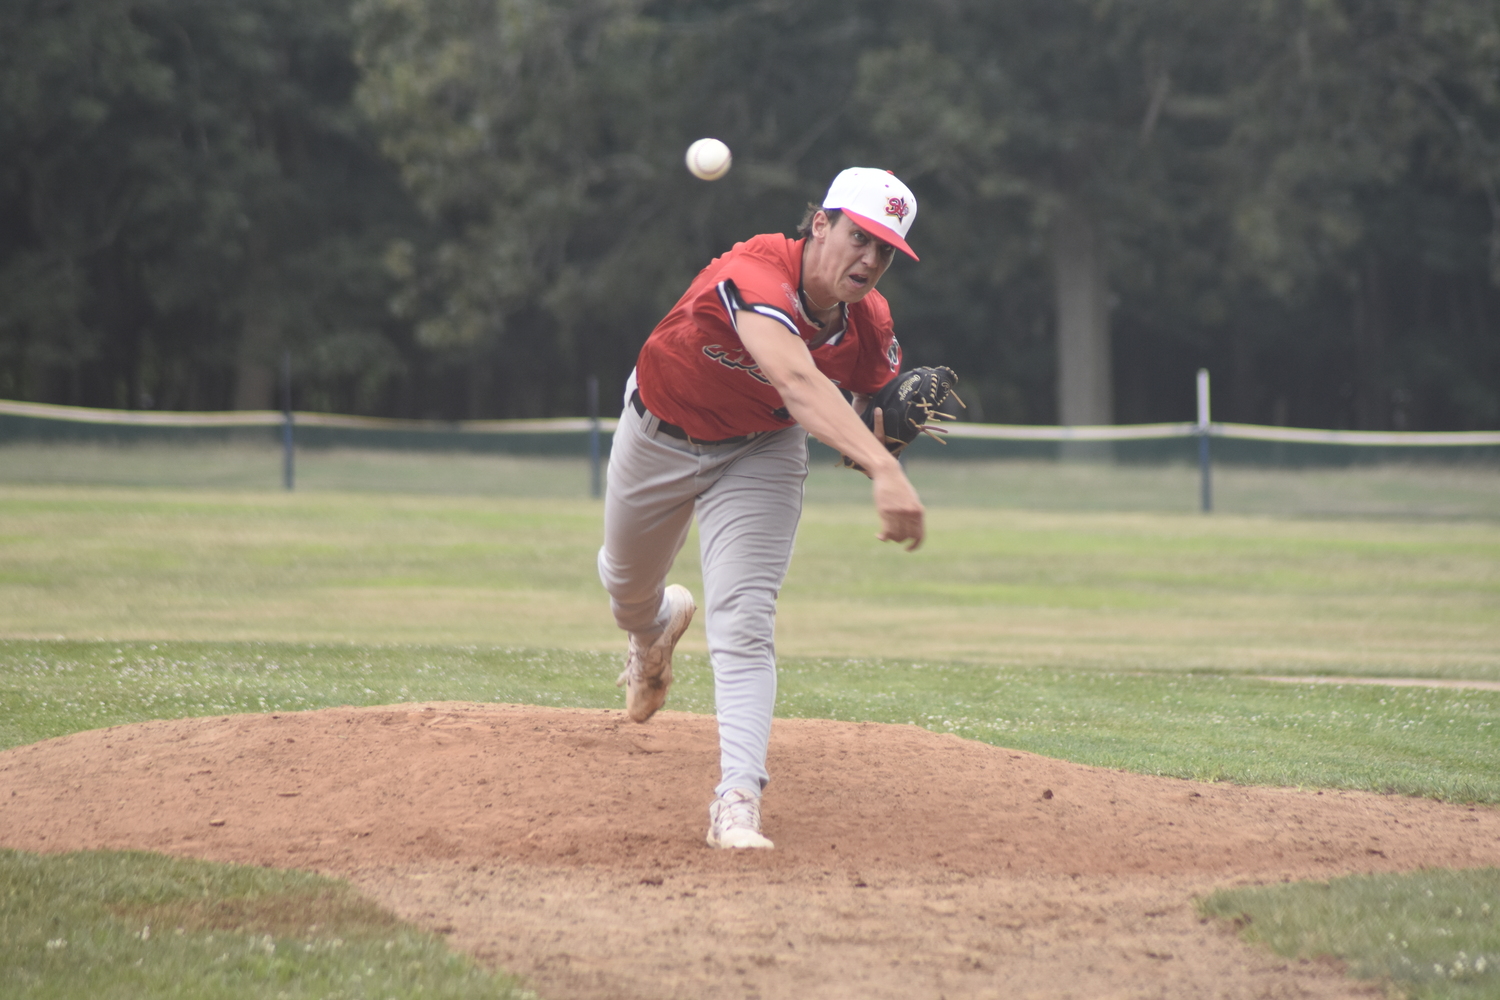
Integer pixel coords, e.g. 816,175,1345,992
1197,368,1212,513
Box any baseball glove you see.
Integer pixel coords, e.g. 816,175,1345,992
842,365,963,471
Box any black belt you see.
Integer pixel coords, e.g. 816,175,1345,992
631,389,758,446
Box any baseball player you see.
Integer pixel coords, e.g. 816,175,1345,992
598,167,926,849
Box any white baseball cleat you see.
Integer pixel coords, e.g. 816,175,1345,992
617,584,695,723
706,788,775,849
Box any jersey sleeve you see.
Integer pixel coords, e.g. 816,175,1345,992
690,253,801,339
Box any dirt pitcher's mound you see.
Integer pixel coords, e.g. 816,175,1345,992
3,703,1499,999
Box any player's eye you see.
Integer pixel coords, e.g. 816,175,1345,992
852,228,894,260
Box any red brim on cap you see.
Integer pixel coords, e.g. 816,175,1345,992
840,209,919,261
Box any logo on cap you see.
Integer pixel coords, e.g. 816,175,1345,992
884,197,911,222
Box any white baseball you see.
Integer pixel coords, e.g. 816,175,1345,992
685,138,732,181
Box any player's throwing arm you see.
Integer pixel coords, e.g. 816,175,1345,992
734,310,928,550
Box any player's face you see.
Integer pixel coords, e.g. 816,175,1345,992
807,211,896,304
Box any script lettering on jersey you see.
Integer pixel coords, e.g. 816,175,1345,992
781,282,800,314
703,344,772,385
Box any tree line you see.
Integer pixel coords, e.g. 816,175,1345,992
2,0,1497,430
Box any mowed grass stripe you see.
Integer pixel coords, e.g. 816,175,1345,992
2,485,1496,678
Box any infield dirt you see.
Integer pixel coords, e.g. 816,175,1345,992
4,702,1499,999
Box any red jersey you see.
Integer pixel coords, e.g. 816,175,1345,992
635,233,902,440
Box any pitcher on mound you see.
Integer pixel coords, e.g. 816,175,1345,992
598,167,926,849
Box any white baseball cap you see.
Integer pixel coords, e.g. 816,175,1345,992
821,167,919,261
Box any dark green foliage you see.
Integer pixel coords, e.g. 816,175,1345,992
351,0,917,417
1209,0,1500,432
3,0,1498,428
353,0,1500,429
0,0,422,415
856,0,1500,429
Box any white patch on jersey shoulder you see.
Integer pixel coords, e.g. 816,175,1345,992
887,337,901,371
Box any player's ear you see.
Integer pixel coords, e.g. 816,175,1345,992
811,209,832,240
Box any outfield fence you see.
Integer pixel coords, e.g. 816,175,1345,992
0,399,611,453
3,396,1498,518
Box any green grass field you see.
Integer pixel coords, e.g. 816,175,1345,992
0,849,533,1000
1,459,1498,998
1202,870,1500,1000
2,441,1498,518
2,483,1495,676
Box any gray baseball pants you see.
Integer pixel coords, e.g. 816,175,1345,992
597,376,807,797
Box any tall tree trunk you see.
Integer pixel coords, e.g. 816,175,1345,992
1052,201,1112,424
1051,201,1113,444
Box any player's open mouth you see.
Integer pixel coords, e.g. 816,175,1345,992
848,274,868,287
